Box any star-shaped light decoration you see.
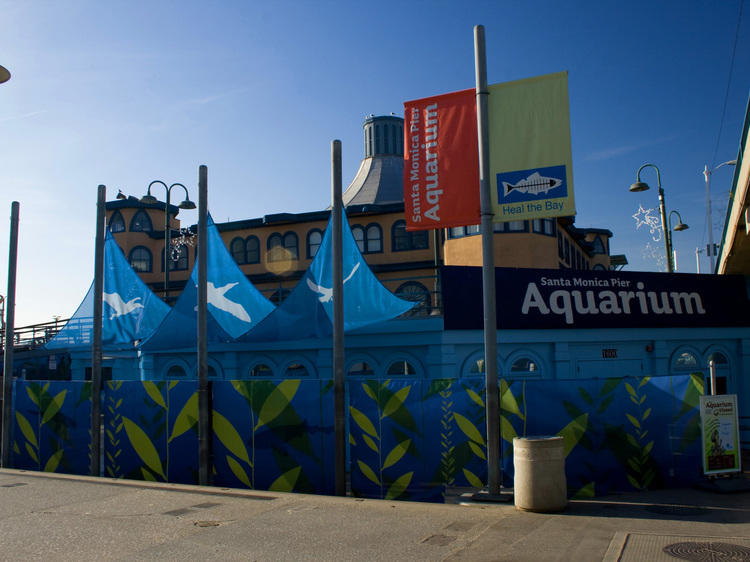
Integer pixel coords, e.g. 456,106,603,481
632,205,663,242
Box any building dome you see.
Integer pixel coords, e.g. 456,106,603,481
343,115,404,207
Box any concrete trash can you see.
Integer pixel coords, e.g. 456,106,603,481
513,436,567,512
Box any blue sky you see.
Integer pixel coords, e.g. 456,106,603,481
1,0,749,326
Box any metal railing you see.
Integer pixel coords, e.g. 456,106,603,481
0,318,69,351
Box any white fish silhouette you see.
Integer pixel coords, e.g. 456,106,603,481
103,292,144,320
502,172,562,197
206,281,251,323
306,263,361,303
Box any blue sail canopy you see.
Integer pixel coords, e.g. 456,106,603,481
139,214,275,350
46,229,170,350
239,208,414,342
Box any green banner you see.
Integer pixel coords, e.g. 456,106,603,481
488,71,575,222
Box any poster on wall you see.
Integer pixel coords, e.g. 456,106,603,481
699,394,741,475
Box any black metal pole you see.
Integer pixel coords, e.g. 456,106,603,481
331,140,346,496
1,201,19,468
90,185,105,476
197,165,210,485
474,25,502,496
164,191,171,301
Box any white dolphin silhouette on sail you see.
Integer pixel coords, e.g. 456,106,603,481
205,281,252,323
306,262,361,303
103,292,144,320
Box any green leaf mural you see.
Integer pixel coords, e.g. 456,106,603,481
15,411,37,449
383,439,411,469
143,382,166,410
358,460,380,486
385,471,413,500
462,468,484,488
122,416,166,480
254,380,300,431
41,390,67,425
168,392,198,443
381,386,410,420
227,455,252,488
44,449,64,473
500,379,523,420
453,413,485,446
557,413,588,457
350,406,378,439
269,466,302,492
213,410,251,466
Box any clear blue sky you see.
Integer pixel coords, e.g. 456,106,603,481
1,0,748,326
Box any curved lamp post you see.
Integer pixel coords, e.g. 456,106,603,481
667,210,689,270
141,181,195,301
703,160,737,272
629,163,687,273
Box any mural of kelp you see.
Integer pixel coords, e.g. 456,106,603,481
102,380,200,484
9,374,703,503
348,378,489,502
211,379,334,494
11,380,91,475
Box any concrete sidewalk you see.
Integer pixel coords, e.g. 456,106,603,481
1,468,749,561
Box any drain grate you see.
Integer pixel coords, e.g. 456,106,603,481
663,541,750,561
646,505,710,516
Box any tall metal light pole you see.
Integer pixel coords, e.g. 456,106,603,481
703,160,737,272
141,181,195,302
629,163,687,273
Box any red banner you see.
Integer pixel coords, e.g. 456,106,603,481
403,88,480,230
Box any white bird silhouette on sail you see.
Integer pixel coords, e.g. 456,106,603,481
306,262,361,303
205,281,252,323
103,292,144,320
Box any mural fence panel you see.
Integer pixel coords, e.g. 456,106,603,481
8,374,703,502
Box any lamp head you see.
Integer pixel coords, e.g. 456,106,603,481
0,65,10,84
178,199,196,210
674,221,689,232
629,181,650,193
140,193,158,205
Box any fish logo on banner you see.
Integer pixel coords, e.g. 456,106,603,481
498,165,568,204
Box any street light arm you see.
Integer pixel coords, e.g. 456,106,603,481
636,163,662,189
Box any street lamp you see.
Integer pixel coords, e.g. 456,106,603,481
0,65,10,85
703,160,737,272
628,163,687,273
141,181,195,301
667,210,689,270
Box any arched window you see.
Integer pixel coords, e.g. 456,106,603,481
352,226,365,253
130,210,153,232
395,281,431,317
250,363,273,377
167,365,186,378
347,361,375,377
283,232,299,259
307,229,323,259
461,351,489,378
509,357,540,377
109,211,125,233
672,349,701,372
706,351,730,395
366,224,382,253
285,362,309,377
129,246,152,272
162,245,188,271
246,236,260,264
392,220,428,251
267,233,284,262
230,237,246,264
387,360,416,376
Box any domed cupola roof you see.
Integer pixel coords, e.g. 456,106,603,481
343,115,404,207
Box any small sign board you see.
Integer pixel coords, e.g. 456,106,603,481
700,394,741,475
